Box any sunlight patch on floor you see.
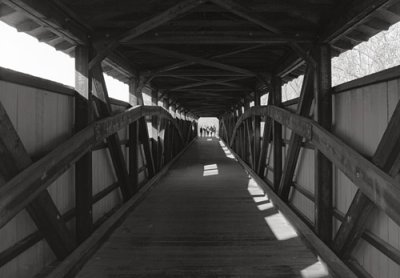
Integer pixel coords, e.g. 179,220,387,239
257,202,274,211
203,164,219,176
265,211,298,241
300,260,329,278
218,141,236,159
253,195,269,203
247,178,264,196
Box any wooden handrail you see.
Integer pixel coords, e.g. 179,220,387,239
229,105,400,227
0,105,185,229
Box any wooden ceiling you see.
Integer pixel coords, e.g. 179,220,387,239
1,0,400,117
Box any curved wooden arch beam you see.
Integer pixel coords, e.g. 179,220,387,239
228,105,400,228
0,105,185,230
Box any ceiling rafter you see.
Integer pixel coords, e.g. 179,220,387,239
124,31,312,45
150,44,266,80
320,0,392,42
209,0,315,65
89,0,207,69
167,77,248,91
133,45,258,77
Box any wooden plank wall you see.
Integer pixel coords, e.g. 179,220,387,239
333,80,400,278
0,80,73,278
272,79,400,278
0,79,148,278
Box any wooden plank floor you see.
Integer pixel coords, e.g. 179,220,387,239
76,137,330,277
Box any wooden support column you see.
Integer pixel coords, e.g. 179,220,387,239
314,44,333,244
253,91,261,171
257,95,273,176
128,78,142,191
139,117,156,178
0,102,75,259
278,66,314,200
92,65,132,201
151,89,159,171
272,77,282,191
244,100,253,167
129,75,144,106
74,45,93,243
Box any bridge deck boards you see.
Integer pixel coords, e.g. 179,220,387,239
76,138,330,277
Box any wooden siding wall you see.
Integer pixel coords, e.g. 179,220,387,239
0,79,147,278
333,80,400,278
269,79,400,278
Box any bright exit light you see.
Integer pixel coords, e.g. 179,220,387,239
265,212,298,241
203,164,219,176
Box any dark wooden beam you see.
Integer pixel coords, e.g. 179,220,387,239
168,77,248,91
89,0,206,69
0,101,75,259
74,45,93,243
277,66,314,200
320,0,391,42
209,0,284,34
133,46,257,76
125,31,311,45
3,0,89,44
91,65,133,201
151,45,266,79
253,90,261,170
209,0,314,64
272,77,282,191
257,96,272,176
139,117,156,178
314,44,332,244
155,69,252,77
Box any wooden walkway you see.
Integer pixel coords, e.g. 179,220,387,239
76,138,330,277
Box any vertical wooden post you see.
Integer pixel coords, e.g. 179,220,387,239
92,65,132,201
253,91,261,171
75,45,93,243
244,100,253,167
128,77,141,191
151,89,159,171
257,95,273,177
314,44,333,244
272,76,282,192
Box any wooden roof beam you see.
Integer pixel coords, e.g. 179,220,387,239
125,32,311,45
155,69,253,77
167,77,248,91
3,0,89,44
89,0,206,69
150,44,266,80
134,46,257,77
320,0,393,43
209,0,315,67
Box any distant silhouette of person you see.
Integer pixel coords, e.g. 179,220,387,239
200,127,203,137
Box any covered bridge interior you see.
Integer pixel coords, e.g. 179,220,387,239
1,0,400,277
